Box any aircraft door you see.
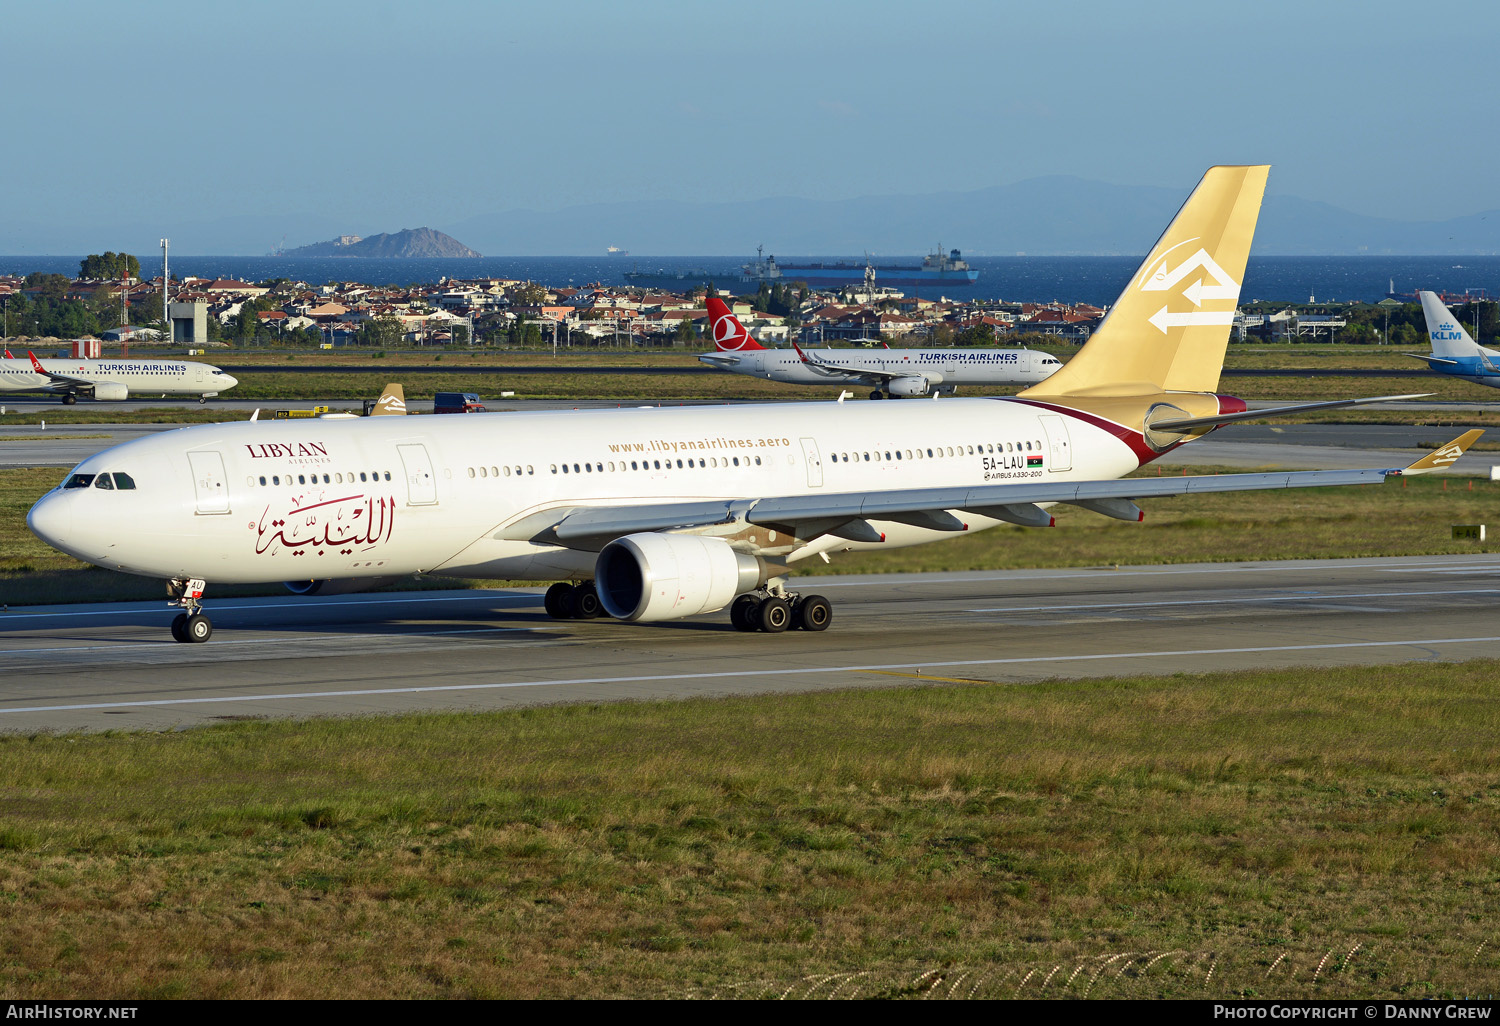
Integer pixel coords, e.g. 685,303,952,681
799,437,823,488
1038,414,1072,472
397,443,438,505
187,450,231,514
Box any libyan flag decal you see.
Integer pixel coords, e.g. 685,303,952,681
1027,456,1043,467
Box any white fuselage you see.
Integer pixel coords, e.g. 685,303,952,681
28,398,1138,586
0,357,236,399
704,347,1059,389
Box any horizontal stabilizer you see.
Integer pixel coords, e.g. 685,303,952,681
1149,394,1432,432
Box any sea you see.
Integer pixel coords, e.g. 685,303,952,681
3,254,1498,307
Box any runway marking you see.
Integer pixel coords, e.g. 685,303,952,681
0,592,536,621
811,557,1498,587
966,588,1500,614
863,670,995,685
3,635,1498,716
0,625,544,658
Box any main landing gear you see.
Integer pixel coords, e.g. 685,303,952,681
730,589,832,633
543,581,604,619
61,393,78,405
167,577,213,643
869,389,885,400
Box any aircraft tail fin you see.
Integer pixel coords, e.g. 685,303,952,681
706,295,766,352
3,349,12,359
1419,291,1481,359
1020,164,1269,398
370,383,407,416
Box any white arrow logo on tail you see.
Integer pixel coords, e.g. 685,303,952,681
1148,308,1236,334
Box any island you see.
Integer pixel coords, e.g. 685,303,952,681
281,228,481,258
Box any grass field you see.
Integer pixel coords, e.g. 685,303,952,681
0,664,1495,998
4,465,1497,605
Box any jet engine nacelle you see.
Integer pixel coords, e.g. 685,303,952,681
887,375,933,398
595,533,766,622
284,577,400,596
91,382,128,401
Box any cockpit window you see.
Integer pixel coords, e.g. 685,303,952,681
94,473,114,490
63,473,95,489
113,472,136,490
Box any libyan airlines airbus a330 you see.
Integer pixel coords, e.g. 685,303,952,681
27,165,1476,643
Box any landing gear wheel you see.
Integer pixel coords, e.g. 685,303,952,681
730,594,760,632
869,390,884,401
62,394,77,405
198,396,207,405
183,614,213,643
543,582,576,619
170,613,188,643
573,581,604,619
794,595,832,632
757,597,791,633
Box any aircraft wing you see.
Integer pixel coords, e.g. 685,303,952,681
26,351,92,388
791,343,914,384
502,431,1481,550
1148,394,1432,432
1404,353,1461,366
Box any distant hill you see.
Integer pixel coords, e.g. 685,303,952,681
441,180,1500,257
283,227,481,258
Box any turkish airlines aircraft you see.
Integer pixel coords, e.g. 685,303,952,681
28,166,1467,644
0,351,237,404
699,301,1060,398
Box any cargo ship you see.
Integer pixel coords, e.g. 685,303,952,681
621,245,980,294
737,245,979,290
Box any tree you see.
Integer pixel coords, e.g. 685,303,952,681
451,323,469,345
673,317,697,344
79,252,141,280
955,323,996,346
23,273,70,300
509,283,547,306
357,315,405,348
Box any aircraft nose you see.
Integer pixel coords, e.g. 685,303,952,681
223,374,238,389
26,492,71,551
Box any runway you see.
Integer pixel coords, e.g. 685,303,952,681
3,554,1499,733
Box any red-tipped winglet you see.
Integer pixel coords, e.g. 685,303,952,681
705,295,765,352
27,351,46,375
3,349,12,359
791,341,812,364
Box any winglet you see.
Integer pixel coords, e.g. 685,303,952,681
705,295,766,352
27,351,45,375
792,341,812,364
1399,429,1483,475
3,349,12,359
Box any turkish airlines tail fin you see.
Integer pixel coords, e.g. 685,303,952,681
1021,164,1269,398
1419,291,1482,359
370,383,407,416
705,295,767,352
3,349,12,359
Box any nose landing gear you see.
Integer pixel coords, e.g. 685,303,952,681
167,577,213,643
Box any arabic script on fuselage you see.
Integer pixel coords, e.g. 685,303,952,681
253,493,395,556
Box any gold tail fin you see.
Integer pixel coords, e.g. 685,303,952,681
1402,429,1483,475
371,383,406,416
1020,164,1269,398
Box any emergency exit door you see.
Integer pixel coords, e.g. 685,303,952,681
187,450,230,514
397,444,438,505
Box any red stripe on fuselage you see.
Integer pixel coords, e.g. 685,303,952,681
999,397,1180,467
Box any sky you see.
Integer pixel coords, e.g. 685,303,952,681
5,0,1499,249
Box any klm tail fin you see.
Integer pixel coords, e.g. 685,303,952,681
1021,165,1269,398
1419,291,1481,359
705,295,766,352
371,383,406,416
